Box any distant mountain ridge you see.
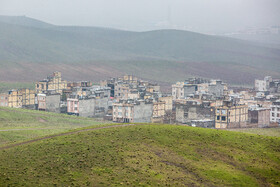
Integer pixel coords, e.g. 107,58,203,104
0,15,279,85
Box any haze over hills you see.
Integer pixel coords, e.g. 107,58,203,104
0,15,280,85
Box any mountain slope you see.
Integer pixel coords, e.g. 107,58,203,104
0,122,279,186
0,16,279,84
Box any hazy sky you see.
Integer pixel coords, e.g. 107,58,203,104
0,0,280,33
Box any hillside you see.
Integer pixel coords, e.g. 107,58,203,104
0,107,103,146
0,119,279,185
0,16,280,84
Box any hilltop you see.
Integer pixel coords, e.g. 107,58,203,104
0,107,104,146
0,108,279,186
0,16,280,84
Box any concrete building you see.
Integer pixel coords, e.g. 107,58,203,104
270,101,280,124
67,94,110,118
208,80,225,97
38,93,61,113
254,76,279,93
0,93,8,107
67,81,92,90
249,108,270,128
172,82,185,100
158,96,173,111
215,101,249,129
36,72,67,94
172,78,226,100
0,89,35,108
152,101,165,118
113,100,153,123
67,98,96,117
175,101,215,125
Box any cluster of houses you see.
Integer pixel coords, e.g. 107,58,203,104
0,72,280,129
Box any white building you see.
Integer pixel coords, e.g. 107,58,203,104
270,101,280,124
255,76,272,92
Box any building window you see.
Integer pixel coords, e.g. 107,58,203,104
221,110,226,115
118,112,122,116
217,116,220,120
277,113,280,118
272,113,275,117
217,109,220,113
222,116,226,121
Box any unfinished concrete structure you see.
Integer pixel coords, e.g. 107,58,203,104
175,101,215,125
249,108,270,128
215,101,249,129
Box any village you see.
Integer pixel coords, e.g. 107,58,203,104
0,71,279,129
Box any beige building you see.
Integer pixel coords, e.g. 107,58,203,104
172,82,185,100
215,101,249,128
0,89,35,108
113,102,134,123
158,96,173,111
21,88,36,106
113,100,153,123
36,72,67,94
153,101,165,118
122,75,138,84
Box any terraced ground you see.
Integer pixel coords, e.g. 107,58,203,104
0,109,279,186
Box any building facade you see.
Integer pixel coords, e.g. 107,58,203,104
215,101,249,128
36,72,67,94
270,101,280,124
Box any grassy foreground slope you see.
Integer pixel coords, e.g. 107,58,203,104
227,127,280,137
0,107,103,146
0,124,279,186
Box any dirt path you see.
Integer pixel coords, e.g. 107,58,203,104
0,124,146,151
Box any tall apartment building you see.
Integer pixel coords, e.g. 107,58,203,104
36,72,67,94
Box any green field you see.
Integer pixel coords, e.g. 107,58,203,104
0,107,104,146
0,114,279,186
226,127,280,137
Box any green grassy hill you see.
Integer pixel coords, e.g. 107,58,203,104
0,109,279,186
0,107,104,146
0,16,280,84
